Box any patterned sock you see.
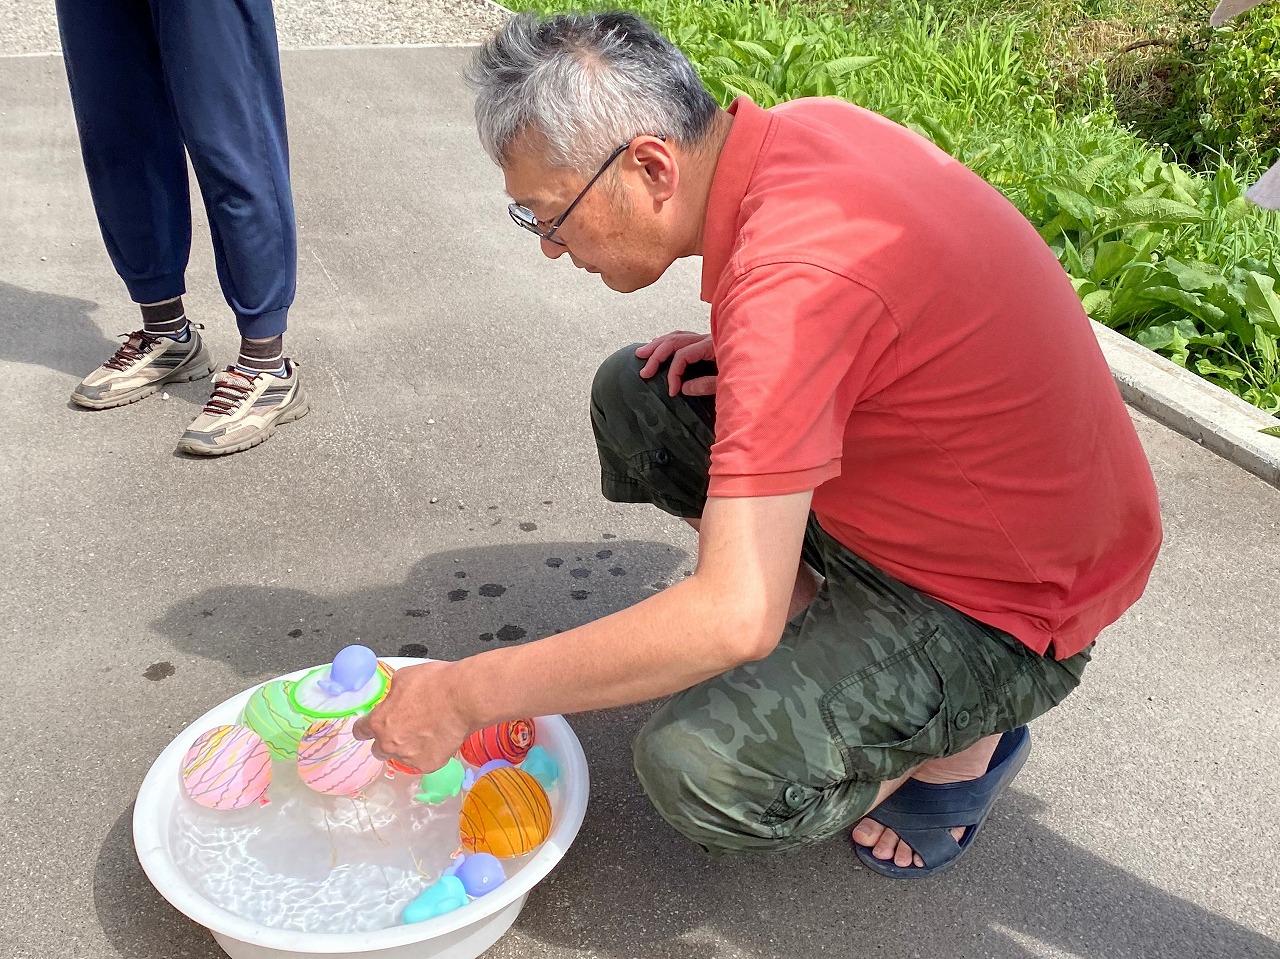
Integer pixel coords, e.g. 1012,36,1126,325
236,335,286,377
140,298,189,341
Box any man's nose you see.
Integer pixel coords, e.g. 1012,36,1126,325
540,236,567,259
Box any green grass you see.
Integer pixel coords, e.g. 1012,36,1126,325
507,0,1280,419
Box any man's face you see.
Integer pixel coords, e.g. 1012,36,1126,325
502,133,675,294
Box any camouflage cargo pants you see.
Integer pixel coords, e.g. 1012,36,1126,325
591,345,1090,854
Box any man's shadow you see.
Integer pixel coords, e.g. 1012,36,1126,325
0,280,116,379
94,539,1280,959
148,538,696,680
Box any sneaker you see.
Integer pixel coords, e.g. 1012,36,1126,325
176,359,309,456
71,326,215,409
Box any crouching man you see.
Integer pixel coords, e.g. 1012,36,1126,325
355,12,1162,877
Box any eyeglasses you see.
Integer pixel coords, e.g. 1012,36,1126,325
508,135,666,247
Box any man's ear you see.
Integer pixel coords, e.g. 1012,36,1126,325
630,136,678,204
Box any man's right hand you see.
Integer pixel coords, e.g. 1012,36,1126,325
636,331,717,397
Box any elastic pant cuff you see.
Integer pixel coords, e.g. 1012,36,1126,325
236,305,289,339
126,273,186,306
600,474,701,519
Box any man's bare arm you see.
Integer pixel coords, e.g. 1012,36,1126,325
354,489,814,771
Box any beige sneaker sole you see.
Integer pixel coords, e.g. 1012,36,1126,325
175,387,311,457
70,347,216,411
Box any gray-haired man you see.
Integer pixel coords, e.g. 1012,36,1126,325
355,12,1161,876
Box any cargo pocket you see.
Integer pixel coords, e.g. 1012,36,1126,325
820,625,953,783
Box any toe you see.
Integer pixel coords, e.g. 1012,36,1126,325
894,840,915,868
851,818,884,847
873,826,900,861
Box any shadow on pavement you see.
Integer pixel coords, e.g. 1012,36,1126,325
0,280,114,379
513,759,1280,959
149,539,695,679
105,539,1278,959
94,806,221,959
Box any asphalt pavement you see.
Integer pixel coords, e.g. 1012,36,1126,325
1,45,1277,959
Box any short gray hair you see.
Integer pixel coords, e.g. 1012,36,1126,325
465,11,719,172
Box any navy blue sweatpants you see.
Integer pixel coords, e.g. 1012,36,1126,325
55,0,296,338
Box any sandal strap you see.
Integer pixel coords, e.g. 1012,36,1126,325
878,825,963,868
861,726,1032,872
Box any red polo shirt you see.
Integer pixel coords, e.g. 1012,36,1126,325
701,97,1162,658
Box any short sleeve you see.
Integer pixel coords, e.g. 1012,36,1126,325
707,261,899,497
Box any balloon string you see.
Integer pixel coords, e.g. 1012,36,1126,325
323,806,338,870
355,794,390,847
409,845,430,878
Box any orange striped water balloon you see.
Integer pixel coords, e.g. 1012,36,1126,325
459,766,552,858
460,718,535,766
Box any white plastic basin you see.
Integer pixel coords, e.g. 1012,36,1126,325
134,658,590,959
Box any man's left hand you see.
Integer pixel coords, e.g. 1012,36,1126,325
352,661,470,773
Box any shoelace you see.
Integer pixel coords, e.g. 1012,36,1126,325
202,367,260,415
103,330,162,371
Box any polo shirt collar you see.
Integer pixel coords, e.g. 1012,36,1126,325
700,97,774,303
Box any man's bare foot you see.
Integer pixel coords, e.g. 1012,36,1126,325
850,734,1001,868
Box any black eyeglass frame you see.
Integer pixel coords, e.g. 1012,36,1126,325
508,134,667,247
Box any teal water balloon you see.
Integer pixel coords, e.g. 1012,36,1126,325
402,875,468,924
521,745,560,790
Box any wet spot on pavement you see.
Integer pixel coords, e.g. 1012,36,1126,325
405,609,429,617
144,662,175,681
519,522,538,532
288,629,303,638
448,589,469,602
570,568,590,579
570,590,590,600
596,550,613,559
399,643,429,658
479,584,507,597
546,558,563,568
496,625,527,642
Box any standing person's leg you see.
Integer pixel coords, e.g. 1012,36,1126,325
58,0,215,410
154,0,308,456
590,344,1088,864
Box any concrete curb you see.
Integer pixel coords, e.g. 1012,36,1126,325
1093,320,1280,488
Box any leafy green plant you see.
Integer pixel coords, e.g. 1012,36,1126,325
1023,151,1280,410
1096,3,1280,176
1194,9,1280,172
697,36,878,105
505,0,1280,421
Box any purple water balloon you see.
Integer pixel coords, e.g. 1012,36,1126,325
454,853,506,897
475,759,512,778
318,644,378,695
